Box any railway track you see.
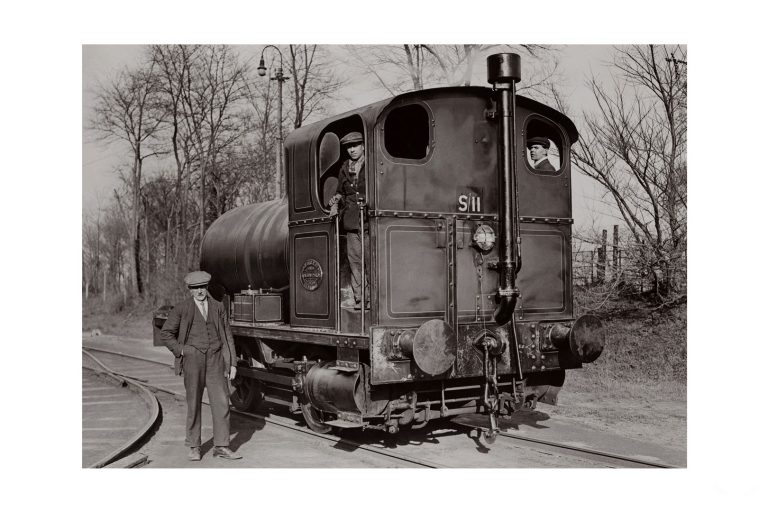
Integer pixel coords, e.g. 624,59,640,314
82,344,674,468
82,350,160,468
82,347,442,468
496,432,674,468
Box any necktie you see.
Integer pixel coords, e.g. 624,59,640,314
202,300,208,320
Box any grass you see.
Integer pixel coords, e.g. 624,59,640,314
82,295,155,339
555,296,687,449
573,297,686,393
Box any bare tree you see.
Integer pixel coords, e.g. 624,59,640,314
92,64,164,296
150,44,200,277
176,45,250,247
572,45,687,303
344,44,559,95
288,44,346,128
243,72,279,202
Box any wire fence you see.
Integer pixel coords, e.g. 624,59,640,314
572,226,687,299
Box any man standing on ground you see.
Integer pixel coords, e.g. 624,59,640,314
161,270,242,461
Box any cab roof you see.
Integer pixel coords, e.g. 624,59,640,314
285,86,578,148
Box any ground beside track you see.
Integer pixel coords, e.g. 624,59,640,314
82,333,686,467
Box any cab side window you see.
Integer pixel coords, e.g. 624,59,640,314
318,132,341,208
384,104,430,160
525,118,564,174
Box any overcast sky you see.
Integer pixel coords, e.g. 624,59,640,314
82,44,622,232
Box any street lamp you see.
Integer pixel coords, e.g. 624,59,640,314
257,45,290,199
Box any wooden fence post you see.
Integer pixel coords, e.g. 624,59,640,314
597,229,607,283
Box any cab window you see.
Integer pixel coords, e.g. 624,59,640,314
524,117,564,174
317,117,365,210
384,104,430,161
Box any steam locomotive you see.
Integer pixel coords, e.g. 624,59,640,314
154,53,604,441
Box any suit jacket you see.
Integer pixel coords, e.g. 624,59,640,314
534,158,556,172
336,159,366,232
160,295,236,376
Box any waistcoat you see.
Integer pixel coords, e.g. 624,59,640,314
186,305,222,353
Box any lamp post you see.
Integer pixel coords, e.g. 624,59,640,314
257,45,290,199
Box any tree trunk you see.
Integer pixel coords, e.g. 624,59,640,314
199,159,207,259
134,216,143,295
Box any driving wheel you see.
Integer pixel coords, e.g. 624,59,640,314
300,401,332,434
229,339,264,411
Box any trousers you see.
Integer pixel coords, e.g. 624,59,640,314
182,346,231,448
346,231,370,303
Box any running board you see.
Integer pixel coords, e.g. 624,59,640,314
324,419,363,429
324,411,364,428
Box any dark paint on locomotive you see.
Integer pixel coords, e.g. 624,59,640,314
200,198,289,293
170,53,605,436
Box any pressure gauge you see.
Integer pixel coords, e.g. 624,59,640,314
473,224,496,251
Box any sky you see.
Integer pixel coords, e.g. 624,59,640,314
82,44,620,234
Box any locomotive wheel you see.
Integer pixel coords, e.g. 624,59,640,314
300,401,332,434
230,340,264,411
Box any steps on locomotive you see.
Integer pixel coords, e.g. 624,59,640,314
339,304,368,333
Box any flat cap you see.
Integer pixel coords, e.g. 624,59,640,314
340,131,363,145
184,270,211,287
527,136,550,149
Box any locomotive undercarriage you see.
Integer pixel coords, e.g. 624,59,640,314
229,332,565,436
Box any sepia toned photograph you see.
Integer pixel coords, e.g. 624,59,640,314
82,43,687,470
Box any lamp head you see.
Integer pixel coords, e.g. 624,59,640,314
257,57,267,77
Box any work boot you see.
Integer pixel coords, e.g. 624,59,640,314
213,446,242,460
188,447,201,461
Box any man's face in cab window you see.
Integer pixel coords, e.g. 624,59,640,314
346,142,364,161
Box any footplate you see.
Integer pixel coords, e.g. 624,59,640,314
452,413,520,432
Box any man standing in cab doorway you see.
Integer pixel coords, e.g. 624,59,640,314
160,270,243,462
527,136,556,172
328,131,370,310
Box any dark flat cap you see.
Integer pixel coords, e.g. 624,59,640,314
340,131,363,145
527,136,550,149
184,270,211,287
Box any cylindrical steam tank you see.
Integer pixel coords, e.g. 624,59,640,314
200,198,289,294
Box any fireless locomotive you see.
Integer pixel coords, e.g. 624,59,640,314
154,53,604,441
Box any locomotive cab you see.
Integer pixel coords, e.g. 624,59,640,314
181,53,605,437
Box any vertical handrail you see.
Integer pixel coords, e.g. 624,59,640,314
447,216,458,332
334,215,341,332
359,199,366,334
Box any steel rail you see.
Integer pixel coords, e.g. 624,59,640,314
83,345,675,468
82,349,160,468
496,431,676,468
82,346,442,468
